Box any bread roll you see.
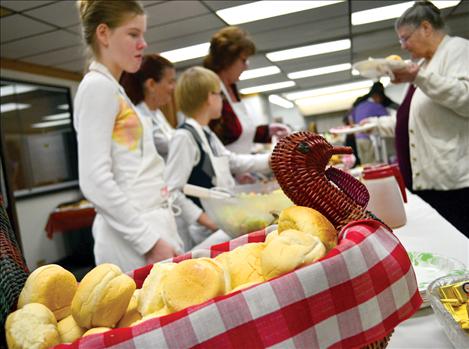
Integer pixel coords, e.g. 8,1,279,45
217,243,265,290
6,303,61,349
261,229,326,279
386,54,402,61
138,263,175,316
117,289,142,328
229,281,260,293
71,263,136,329
17,264,77,320
131,307,171,326
82,327,111,337
162,258,229,312
278,206,337,250
57,315,85,343
265,230,279,244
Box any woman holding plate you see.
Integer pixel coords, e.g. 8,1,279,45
391,1,469,236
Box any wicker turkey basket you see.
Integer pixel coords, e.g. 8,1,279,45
270,132,392,348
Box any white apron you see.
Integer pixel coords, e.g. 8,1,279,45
220,82,257,154
184,119,234,246
91,69,183,272
185,118,235,189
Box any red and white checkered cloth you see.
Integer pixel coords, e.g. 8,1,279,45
54,219,422,349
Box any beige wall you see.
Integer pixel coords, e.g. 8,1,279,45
1,67,82,270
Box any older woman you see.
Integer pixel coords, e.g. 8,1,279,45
203,26,289,155
393,1,469,236
120,54,176,159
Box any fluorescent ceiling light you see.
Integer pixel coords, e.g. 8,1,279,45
42,112,70,121
268,94,294,109
0,84,37,97
288,63,351,79
160,42,210,63
266,39,351,62
352,1,460,26
240,81,295,94
57,104,69,110
295,88,370,114
217,0,345,25
285,80,373,100
1,103,30,113
31,119,71,129
239,66,281,80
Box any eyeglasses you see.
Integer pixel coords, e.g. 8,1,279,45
211,91,223,96
398,26,418,45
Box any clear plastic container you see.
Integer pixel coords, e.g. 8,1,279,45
427,273,469,348
200,182,293,238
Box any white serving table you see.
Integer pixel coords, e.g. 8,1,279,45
388,190,469,348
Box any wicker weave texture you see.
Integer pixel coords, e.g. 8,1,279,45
271,132,391,348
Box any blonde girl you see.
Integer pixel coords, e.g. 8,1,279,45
75,0,183,271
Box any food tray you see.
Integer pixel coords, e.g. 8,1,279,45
408,251,466,308
427,273,469,348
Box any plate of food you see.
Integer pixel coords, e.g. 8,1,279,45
353,55,409,78
329,123,376,135
408,251,467,308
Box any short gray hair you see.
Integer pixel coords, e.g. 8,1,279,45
395,1,446,32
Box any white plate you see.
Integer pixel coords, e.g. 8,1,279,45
353,58,409,78
329,123,376,135
408,251,466,308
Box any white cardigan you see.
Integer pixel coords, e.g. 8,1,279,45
409,35,469,191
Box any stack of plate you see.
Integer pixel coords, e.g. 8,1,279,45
407,251,467,308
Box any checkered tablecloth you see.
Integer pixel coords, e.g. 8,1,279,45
54,219,422,349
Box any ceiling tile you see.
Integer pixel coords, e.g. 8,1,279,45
56,58,86,73
202,1,252,11
252,18,349,52
145,13,224,44
143,1,165,7
293,71,355,89
237,74,290,89
1,14,54,43
241,2,348,35
1,30,81,59
22,45,85,66
145,1,209,27
350,0,405,12
65,23,81,35
25,1,80,28
1,0,54,12
277,51,352,73
147,28,214,53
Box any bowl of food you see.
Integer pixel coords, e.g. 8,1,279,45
427,273,469,348
200,181,293,238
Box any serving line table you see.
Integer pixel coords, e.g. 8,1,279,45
388,189,468,348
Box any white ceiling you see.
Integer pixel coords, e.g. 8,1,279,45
1,0,469,99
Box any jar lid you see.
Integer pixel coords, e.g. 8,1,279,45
362,165,395,180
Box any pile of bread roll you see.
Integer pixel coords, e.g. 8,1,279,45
5,206,336,349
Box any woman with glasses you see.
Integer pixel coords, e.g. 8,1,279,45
392,0,469,236
203,27,289,157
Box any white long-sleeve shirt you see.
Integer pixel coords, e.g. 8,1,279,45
74,62,182,270
409,35,469,190
165,122,270,225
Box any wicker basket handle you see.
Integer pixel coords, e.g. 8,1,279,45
325,167,369,208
